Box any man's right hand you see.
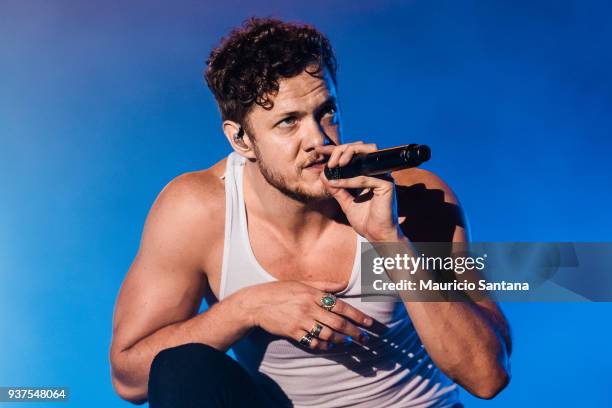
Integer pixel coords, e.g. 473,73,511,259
239,281,374,351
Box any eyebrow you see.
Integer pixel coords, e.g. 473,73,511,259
273,96,337,120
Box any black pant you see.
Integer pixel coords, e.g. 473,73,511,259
148,343,464,408
148,343,267,408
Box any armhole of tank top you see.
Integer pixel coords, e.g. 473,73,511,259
218,155,233,301
339,233,364,295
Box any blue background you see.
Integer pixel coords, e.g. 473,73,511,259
2,0,611,406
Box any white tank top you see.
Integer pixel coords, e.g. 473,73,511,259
219,152,461,408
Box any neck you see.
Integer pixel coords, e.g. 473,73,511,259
243,160,344,243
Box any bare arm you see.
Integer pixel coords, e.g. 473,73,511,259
391,170,511,399
379,228,511,399
317,141,511,400
109,174,253,403
109,173,376,404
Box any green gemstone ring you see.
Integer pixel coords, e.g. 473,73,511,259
320,293,337,311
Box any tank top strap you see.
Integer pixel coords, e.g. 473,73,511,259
219,152,274,300
219,152,245,299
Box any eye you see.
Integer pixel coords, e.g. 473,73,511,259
322,105,337,116
277,116,297,128
321,104,338,123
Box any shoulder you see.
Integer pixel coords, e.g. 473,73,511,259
392,167,459,204
154,158,227,217
140,158,228,263
391,167,468,242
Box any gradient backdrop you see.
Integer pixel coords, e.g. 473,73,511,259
2,0,611,406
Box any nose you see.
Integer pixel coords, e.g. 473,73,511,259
301,117,334,152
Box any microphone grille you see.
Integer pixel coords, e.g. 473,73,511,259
417,145,431,163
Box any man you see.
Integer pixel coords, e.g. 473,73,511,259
110,18,511,407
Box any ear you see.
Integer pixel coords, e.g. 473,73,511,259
223,120,256,160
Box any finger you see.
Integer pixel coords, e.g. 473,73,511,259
314,324,352,344
296,330,332,351
320,173,355,206
327,145,348,168
337,143,378,167
336,146,358,168
329,142,370,167
299,280,346,293
300,320,344,344
313,144,338,155
327,175,394,193
314,141,365,155
318,142,366,168
315,339,333,351
319,173,357,208
328,299,374,328
314,308,363,340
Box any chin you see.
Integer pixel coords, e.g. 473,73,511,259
258,162,330,202
302,183,331,200
287,181,330,202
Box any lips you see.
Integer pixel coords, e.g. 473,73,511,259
304,159,328,169
306,162,326,170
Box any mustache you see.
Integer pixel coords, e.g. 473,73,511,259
302,155,328,168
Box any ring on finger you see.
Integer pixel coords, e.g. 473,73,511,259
320,293,337,311
309,322,323,338
299,333,314,347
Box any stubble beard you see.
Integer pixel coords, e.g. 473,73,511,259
252,143,331,204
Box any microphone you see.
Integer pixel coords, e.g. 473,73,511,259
324,144,431,180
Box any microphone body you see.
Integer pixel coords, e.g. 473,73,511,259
324,144,431,180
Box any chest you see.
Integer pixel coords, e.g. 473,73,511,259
203,221,359,303
248,226,358,285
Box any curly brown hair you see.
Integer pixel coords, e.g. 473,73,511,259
204,17,338,131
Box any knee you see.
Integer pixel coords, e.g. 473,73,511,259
148,343,264,408
148,343,252,407
149,343,228,387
